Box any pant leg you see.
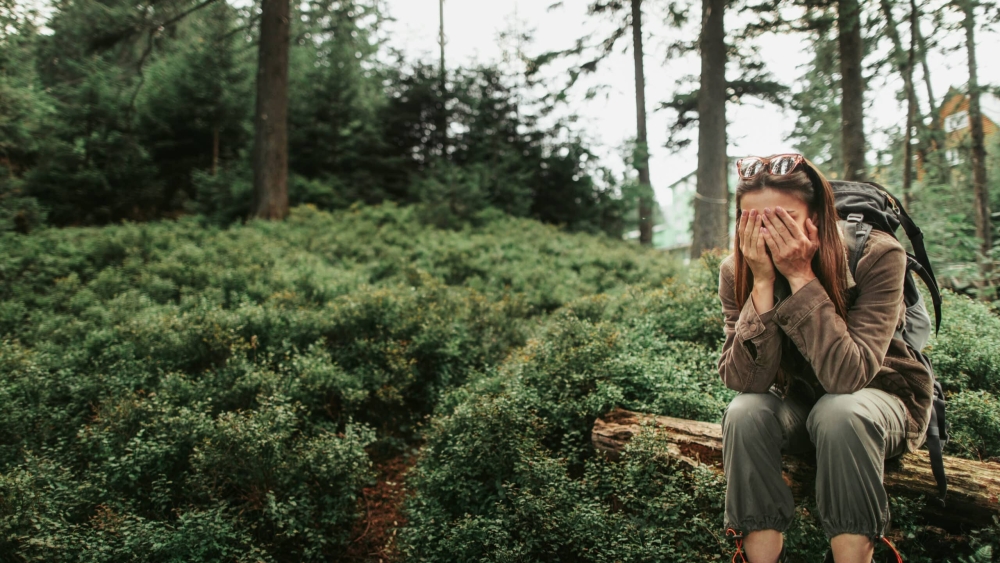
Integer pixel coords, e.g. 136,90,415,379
722,390,811,533
806,388,908,540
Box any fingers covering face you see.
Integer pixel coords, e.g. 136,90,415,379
739,209,749,245
805,217,819,244
775,207,804,239
740,210,756,251
760,211,786,250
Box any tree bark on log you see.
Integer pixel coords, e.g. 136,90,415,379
592,407,1000,531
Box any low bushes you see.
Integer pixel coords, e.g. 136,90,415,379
4,203,1000,561
3,203,679,561
400,253,1000,563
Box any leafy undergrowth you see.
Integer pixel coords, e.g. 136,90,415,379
399,251,1000,563
3,203,1000,562
0,203,675,562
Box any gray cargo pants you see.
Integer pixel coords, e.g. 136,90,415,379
722,388,908,540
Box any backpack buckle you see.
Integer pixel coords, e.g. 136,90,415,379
846,213,864,224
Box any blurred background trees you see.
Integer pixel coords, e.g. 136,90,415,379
0,0,625,237
0,0,998,299
3,1,1000,561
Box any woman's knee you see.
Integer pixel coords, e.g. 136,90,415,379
722,392,782,437
806,394,876,445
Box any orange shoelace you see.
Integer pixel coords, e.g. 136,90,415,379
726,528,748,563
881,536,904,563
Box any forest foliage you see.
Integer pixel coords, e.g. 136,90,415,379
3,0,1000,297
2,204,1000,561
0,0,625,237
3,0,1000,560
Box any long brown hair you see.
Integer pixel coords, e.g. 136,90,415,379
732,155,850,320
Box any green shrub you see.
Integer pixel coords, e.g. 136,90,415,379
945,390,1000,461
403,415,768,563
926,290,1000,394
400,298,738,562
1,203,679,561
400,246,1000,562
5,202,1000,562
190,398,375,559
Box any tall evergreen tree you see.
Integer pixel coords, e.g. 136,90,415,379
690,0,728,258
878,0,920,207
287,0,390,203
955,0,994,295
838,0,867,181
0,2,50,232
137,2,252,208
788,11,843,177
250,0,291,220
29,0,161,223
630,0,654,245
438,0,448,154
539,1,678,243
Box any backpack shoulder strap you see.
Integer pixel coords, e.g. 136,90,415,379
839,213,872,279
864,181,943,334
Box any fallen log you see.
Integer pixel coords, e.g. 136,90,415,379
593,407,1000,531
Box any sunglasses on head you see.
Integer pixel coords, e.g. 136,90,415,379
735,153,805,179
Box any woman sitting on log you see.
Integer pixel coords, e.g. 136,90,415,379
717,154,933,563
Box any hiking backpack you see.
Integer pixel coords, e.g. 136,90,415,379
831,180,949,507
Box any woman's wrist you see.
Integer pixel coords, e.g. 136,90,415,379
753,276,775,290
787,271,817,294
751,279,775,314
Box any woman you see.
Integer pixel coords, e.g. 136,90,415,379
716,154,934,563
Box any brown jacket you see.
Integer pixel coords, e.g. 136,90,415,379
717,229,934,453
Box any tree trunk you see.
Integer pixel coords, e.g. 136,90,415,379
961,0,993,297
250,0,290,220
903,36,915,209
911,0,937,115
438,0,448,154
838,0,867,181
631,0,654,246
878,0,918,208
690,0,729,259
911,0,946,184
592,408,1000,531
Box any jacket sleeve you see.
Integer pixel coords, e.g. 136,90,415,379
717,258,783,393
770,241,906,394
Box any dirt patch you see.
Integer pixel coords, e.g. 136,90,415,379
344,446,421,562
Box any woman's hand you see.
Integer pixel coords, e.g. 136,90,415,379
739,208,776,285
760,206,819,292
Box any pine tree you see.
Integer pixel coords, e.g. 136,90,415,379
838,0,867,181
690,0,729,258
630,0,654,246
287,0,389,203
878,0,920,207
541,0,677,244
250,0,291,220
137,2,253,209
954,0,995,296
788,10,844,177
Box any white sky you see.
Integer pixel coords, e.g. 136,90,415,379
380,0,1000,210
